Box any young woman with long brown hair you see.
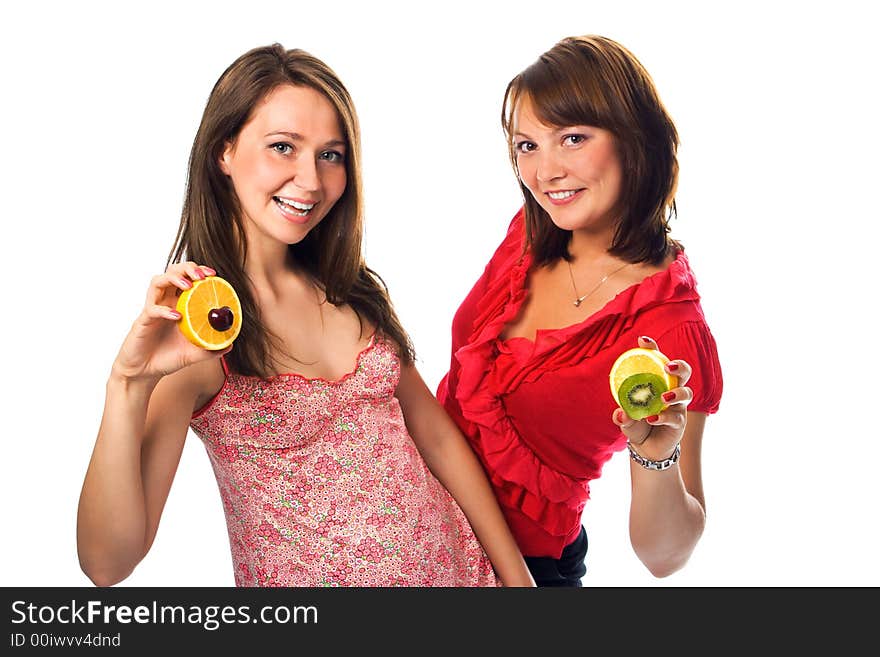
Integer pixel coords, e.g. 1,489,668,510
77,44,534,587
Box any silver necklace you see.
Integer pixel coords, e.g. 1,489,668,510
567,259,632,307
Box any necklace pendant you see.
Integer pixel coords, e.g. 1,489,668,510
574,298,582,307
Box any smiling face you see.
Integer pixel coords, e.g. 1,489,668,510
512,95,623,235
219,84,348,249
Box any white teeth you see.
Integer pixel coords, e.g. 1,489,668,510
548,190,578,200
275,197,316,211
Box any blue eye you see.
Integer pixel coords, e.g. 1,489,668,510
319,150,345,163
515,141,537,153
271,142,293,155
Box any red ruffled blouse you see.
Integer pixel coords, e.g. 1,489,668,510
437,209,723,558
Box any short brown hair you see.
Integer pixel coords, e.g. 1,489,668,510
502,35,680,266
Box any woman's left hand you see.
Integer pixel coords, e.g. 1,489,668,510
612,336,693,461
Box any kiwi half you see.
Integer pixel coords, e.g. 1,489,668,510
617,372,668,421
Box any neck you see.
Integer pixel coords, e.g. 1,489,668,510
239,226,310,300
567,225,617,265
244,247,292,285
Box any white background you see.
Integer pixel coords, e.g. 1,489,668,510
2,0,877,587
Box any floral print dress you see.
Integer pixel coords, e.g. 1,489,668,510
190,334,498,587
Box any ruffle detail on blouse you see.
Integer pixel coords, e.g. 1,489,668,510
451,213,704,536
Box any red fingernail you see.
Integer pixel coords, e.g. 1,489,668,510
204,267,216,275
667,363,679,372
195,271,205,280
662,391,675,402
180,278,192,288
170,310,181,319
647,415,659,423
614,409,623,424
639,336,652,342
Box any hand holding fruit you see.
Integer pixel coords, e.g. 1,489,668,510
112,262,239,384
610,336,693,462
174,272,241,350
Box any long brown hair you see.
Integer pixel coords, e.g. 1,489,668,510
501,35,681,267
167,44,414,377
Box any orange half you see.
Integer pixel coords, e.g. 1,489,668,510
175,276,242,350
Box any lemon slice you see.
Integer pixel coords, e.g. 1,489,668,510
608,347,677,406
175,276,242,350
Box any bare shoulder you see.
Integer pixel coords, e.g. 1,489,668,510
623,251,677,287
394,360,422,396
394,362,437,409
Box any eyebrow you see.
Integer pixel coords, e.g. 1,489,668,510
265,131,346,148
512,126,590,140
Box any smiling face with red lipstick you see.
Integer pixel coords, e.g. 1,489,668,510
219,84,348,248
512,95,623,236
501,36,680,268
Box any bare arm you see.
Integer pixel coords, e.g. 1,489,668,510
76,262,225,586
77,366,208,586
613,336,709,577
395,364,535,587
627,411,707,577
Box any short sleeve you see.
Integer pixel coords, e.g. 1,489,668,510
655,320,723,415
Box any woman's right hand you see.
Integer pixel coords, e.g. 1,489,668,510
111,262,231,384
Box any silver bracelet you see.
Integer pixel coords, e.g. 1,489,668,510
627,441,681,471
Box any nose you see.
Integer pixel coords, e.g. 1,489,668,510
535,149,565,184
292,154,320,192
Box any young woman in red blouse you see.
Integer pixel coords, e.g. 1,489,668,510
437,35,723,586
